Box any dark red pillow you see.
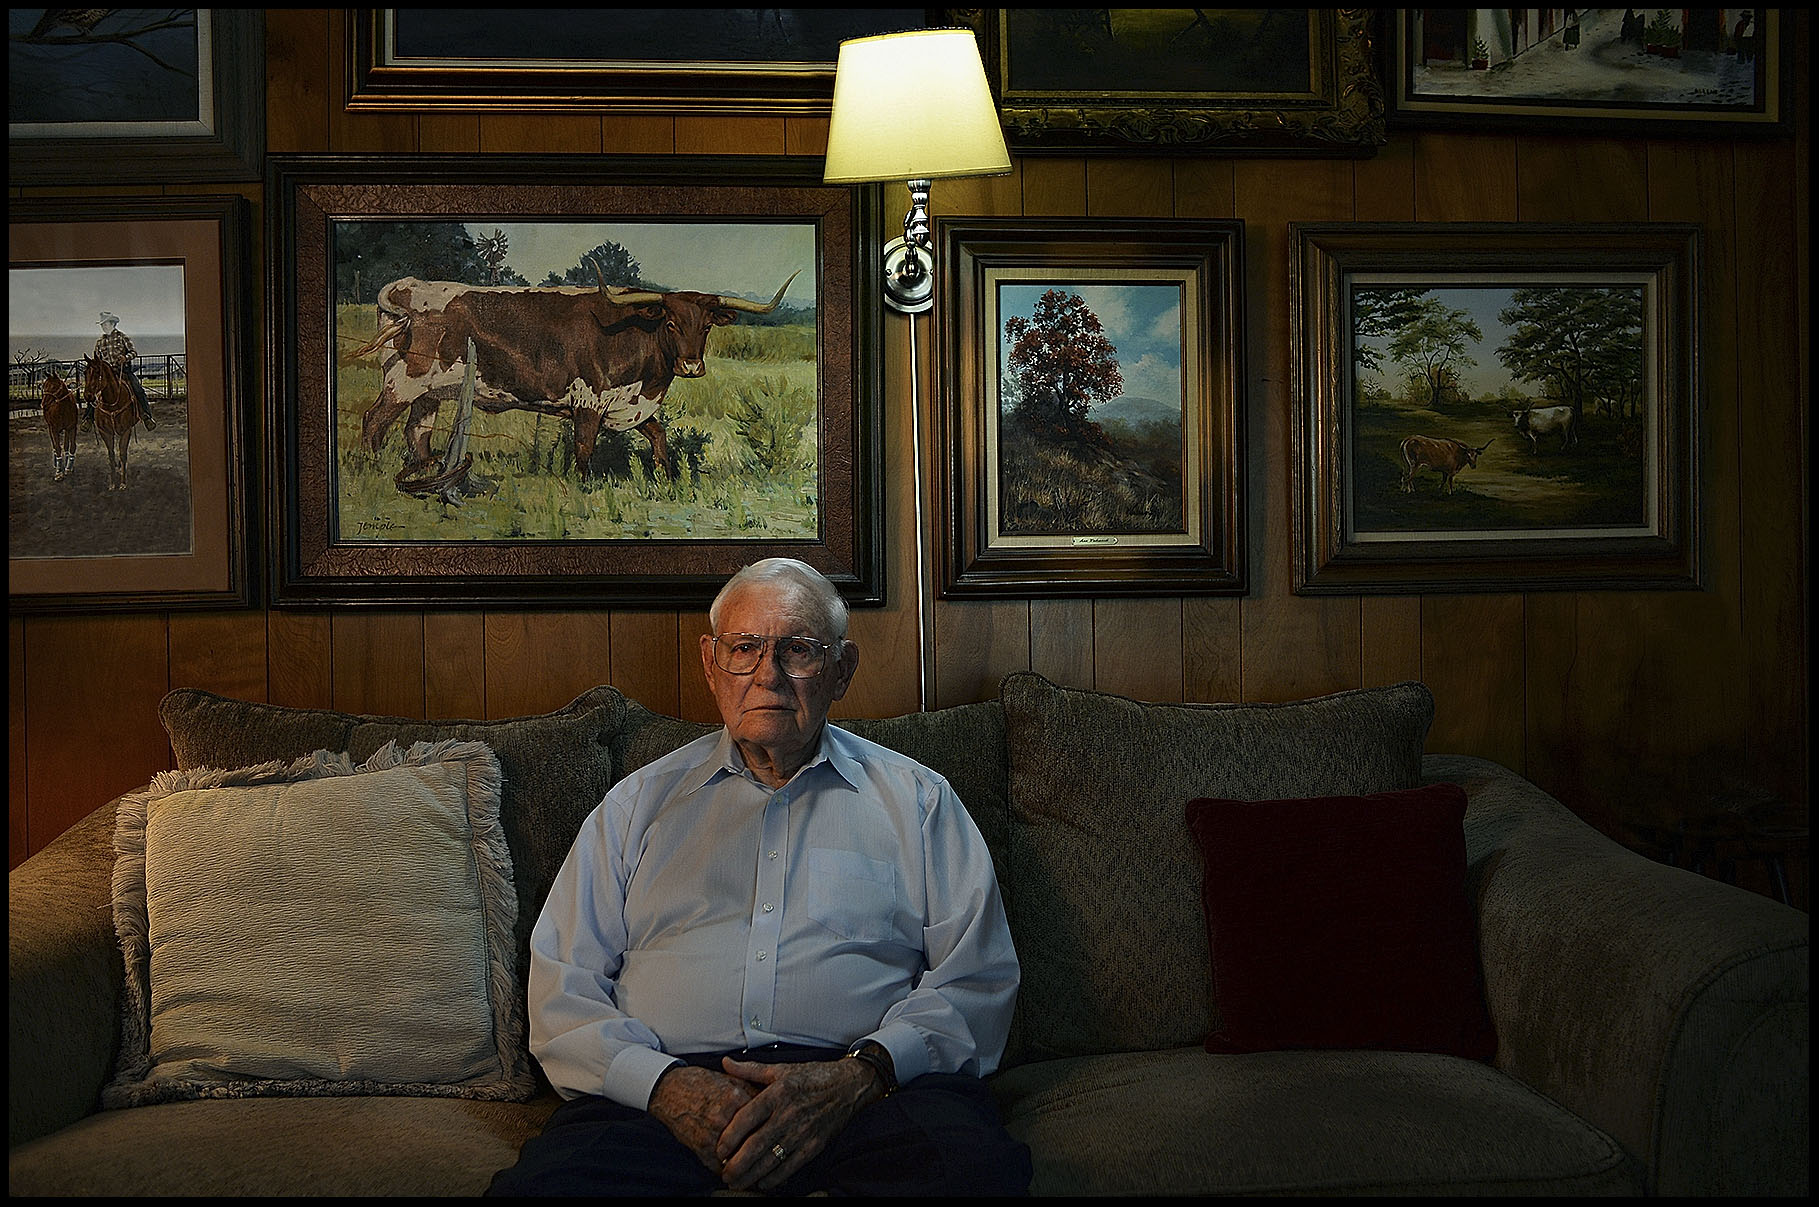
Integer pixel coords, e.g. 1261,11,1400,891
1184,783,1496,1062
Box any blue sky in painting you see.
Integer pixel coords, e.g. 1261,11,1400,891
487,221,816,306
997,282,1183,414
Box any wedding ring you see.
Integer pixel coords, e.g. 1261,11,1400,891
771,1143,788,1162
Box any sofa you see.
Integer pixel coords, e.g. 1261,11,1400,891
8,674,1809,1197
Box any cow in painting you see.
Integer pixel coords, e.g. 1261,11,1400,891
1511,404,1578,454
350,265,797,482
1399,434,1493,495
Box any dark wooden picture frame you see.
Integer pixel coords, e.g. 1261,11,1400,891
345,8,929,115
264,153,884,610
955,8,1384,156
1385,9,1790,136
937,217,1246,598
1291,222,1702,596
8,9,264,183
9,195,254,612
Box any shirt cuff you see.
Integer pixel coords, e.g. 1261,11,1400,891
868,1021,931,1087
604,1044,684,1111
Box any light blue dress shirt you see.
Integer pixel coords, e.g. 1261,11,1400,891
527,724,1020,1109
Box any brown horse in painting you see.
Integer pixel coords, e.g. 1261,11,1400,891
42,373,78,481
83,357,144,490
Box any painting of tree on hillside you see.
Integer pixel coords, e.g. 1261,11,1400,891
938,217,1246,598
996,284,1185,536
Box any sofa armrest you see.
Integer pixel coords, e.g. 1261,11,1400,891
8,797,125,1149
1431,755,1809,1197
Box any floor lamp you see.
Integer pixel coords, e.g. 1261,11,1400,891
823,28,1012,709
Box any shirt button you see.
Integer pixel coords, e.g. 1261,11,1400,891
750,1016,760,1026
762,903,773,912
756,951,768,961
768,851,778,860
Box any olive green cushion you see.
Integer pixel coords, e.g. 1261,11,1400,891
999,673,1435,1062
7,1094,561,1196
156,687,626,1006
992,1046,1640,1195
616,699,1013,884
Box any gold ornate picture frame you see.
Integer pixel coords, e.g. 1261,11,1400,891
955,8,1385,156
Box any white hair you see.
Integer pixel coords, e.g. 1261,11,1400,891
709,558,849,642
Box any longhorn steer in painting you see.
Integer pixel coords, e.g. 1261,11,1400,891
1399,434,1493,495
1511,404,1578,454
350,269,796,481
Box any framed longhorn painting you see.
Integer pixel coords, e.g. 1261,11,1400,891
1289,222,1703,595
265,153,884,608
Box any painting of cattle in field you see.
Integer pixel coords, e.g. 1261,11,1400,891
1291,223,1701,594
1347,279,1650,538
268,155,882,609
329,217,819,544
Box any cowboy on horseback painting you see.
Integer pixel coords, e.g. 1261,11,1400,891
84,311,156,430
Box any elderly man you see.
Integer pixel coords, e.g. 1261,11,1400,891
488,558,1029,1196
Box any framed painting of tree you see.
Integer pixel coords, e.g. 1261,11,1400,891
935,218,1246,597
1290,223,1703,594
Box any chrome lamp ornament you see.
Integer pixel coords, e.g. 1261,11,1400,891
823,28,1012,314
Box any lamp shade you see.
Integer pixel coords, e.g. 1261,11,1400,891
823,28,1012,184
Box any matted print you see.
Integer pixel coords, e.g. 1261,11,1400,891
9,196,252,611
8,8,264,182
347,7,928,114
937,218,1246,597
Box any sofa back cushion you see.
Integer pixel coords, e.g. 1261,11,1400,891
616,698,1013,874
158,687,626,1008
999,673,1435,1063
838,702,1012,885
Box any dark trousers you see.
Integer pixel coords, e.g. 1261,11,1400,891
487,1044,1031,1197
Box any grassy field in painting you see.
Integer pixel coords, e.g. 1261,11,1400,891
1351,396,1646,533
332,305,820,542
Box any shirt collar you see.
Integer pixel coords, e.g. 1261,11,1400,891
679,724,863,795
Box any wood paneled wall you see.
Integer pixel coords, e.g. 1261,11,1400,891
11,12,1810,906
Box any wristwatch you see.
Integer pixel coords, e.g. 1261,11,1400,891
844,1039,898,1096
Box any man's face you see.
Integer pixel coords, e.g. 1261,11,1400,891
699,582,857,775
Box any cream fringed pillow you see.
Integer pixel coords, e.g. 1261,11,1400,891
103,740,536,1108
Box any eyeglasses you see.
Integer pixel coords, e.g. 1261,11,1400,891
710,632,836,678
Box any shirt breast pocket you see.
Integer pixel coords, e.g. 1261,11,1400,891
802,847,901,943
